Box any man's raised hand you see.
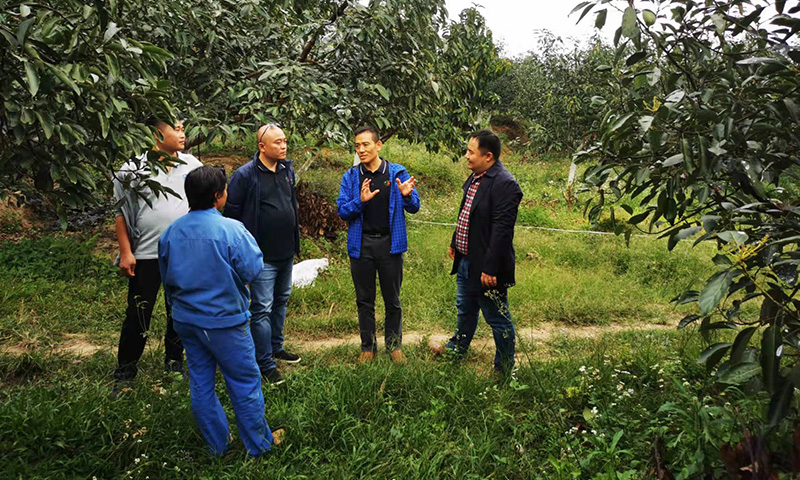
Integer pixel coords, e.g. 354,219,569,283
396,176,417,197
360,178,379,203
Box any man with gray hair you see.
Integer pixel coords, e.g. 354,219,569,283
224,124,300,386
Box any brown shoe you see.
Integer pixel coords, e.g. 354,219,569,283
272,428,285,446
428,340,446,356
390,349,407,365
358,351,376,363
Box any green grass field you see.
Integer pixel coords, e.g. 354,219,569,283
0,140,789,478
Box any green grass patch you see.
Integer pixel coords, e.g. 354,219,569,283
2,331,797,479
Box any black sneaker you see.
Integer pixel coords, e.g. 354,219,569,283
164,360,187,380
262,369,286,386
273,350,301,364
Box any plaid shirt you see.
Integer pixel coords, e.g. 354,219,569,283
455,172,485,256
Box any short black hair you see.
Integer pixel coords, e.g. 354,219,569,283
185,165,227,210
146,112,186,128
470,129,501,161
354,126,380,142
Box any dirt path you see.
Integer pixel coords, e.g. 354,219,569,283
0,322,677,358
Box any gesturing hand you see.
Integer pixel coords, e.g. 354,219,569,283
360,178,379,203
396,176,417,197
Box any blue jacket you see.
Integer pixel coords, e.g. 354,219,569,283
337,159,420,258
223,152,300,257
158,209,264,329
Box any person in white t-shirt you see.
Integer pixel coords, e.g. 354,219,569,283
111,116,202,395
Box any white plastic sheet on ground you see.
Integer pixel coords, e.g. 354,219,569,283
292,258,329,288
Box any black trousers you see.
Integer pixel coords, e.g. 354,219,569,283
114,259,183,381
350,234,404,352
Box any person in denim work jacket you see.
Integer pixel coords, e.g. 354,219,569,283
337,126,420,365
159,165,284,457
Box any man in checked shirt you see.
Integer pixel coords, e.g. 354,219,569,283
431,130,523,377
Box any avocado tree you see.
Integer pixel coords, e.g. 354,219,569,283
490,31,616,153
574,0,800,430
0,0,175,222
1,0,504,213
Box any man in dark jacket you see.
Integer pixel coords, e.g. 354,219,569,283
432,130,522,375
223,124,301,386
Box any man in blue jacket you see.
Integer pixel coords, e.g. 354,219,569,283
337,126,420,364
224,124,300,386
158,165,283,457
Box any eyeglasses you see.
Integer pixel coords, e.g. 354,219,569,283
257,123,281,145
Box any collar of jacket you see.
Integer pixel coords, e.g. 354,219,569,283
482,160,503,178
250,151,293,171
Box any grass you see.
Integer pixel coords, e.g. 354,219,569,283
0,330,751,479
0,138,794,478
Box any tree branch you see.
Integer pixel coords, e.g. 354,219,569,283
298,2,348,63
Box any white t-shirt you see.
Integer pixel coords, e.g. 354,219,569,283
120,152,202,260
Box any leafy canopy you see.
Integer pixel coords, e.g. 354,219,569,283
1,0,504,215
575,0,800,428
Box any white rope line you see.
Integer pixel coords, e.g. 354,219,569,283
408,218,651,237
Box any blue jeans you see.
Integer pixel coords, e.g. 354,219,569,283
173,321,274,457
249,258,293,373
446,257,516,372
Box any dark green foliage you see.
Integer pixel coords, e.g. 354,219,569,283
1,0,505,215
0,0,175,224
489,32,616,153
574,0,800,430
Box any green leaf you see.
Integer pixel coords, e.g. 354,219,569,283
141,45,172,57
784,99,800,122
668,226,701,250
375,84,390,101
17,17,35,45
638,115,653,133
595,9,607,29
25,61,39,96
711,14,727,34
34,111,53,139
662,153,683,167
730,327,758,364
768,379,794,428
609,113,634,132
698,270,734,315
761,324,781,393
628,210,650,225
678,314,700,329
582,407,596,423
621,7,638,39
717,362,761,384
626,51,647,66
698,342,731,370
48,65,81,95
717,231,748,245
103,22,121,43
